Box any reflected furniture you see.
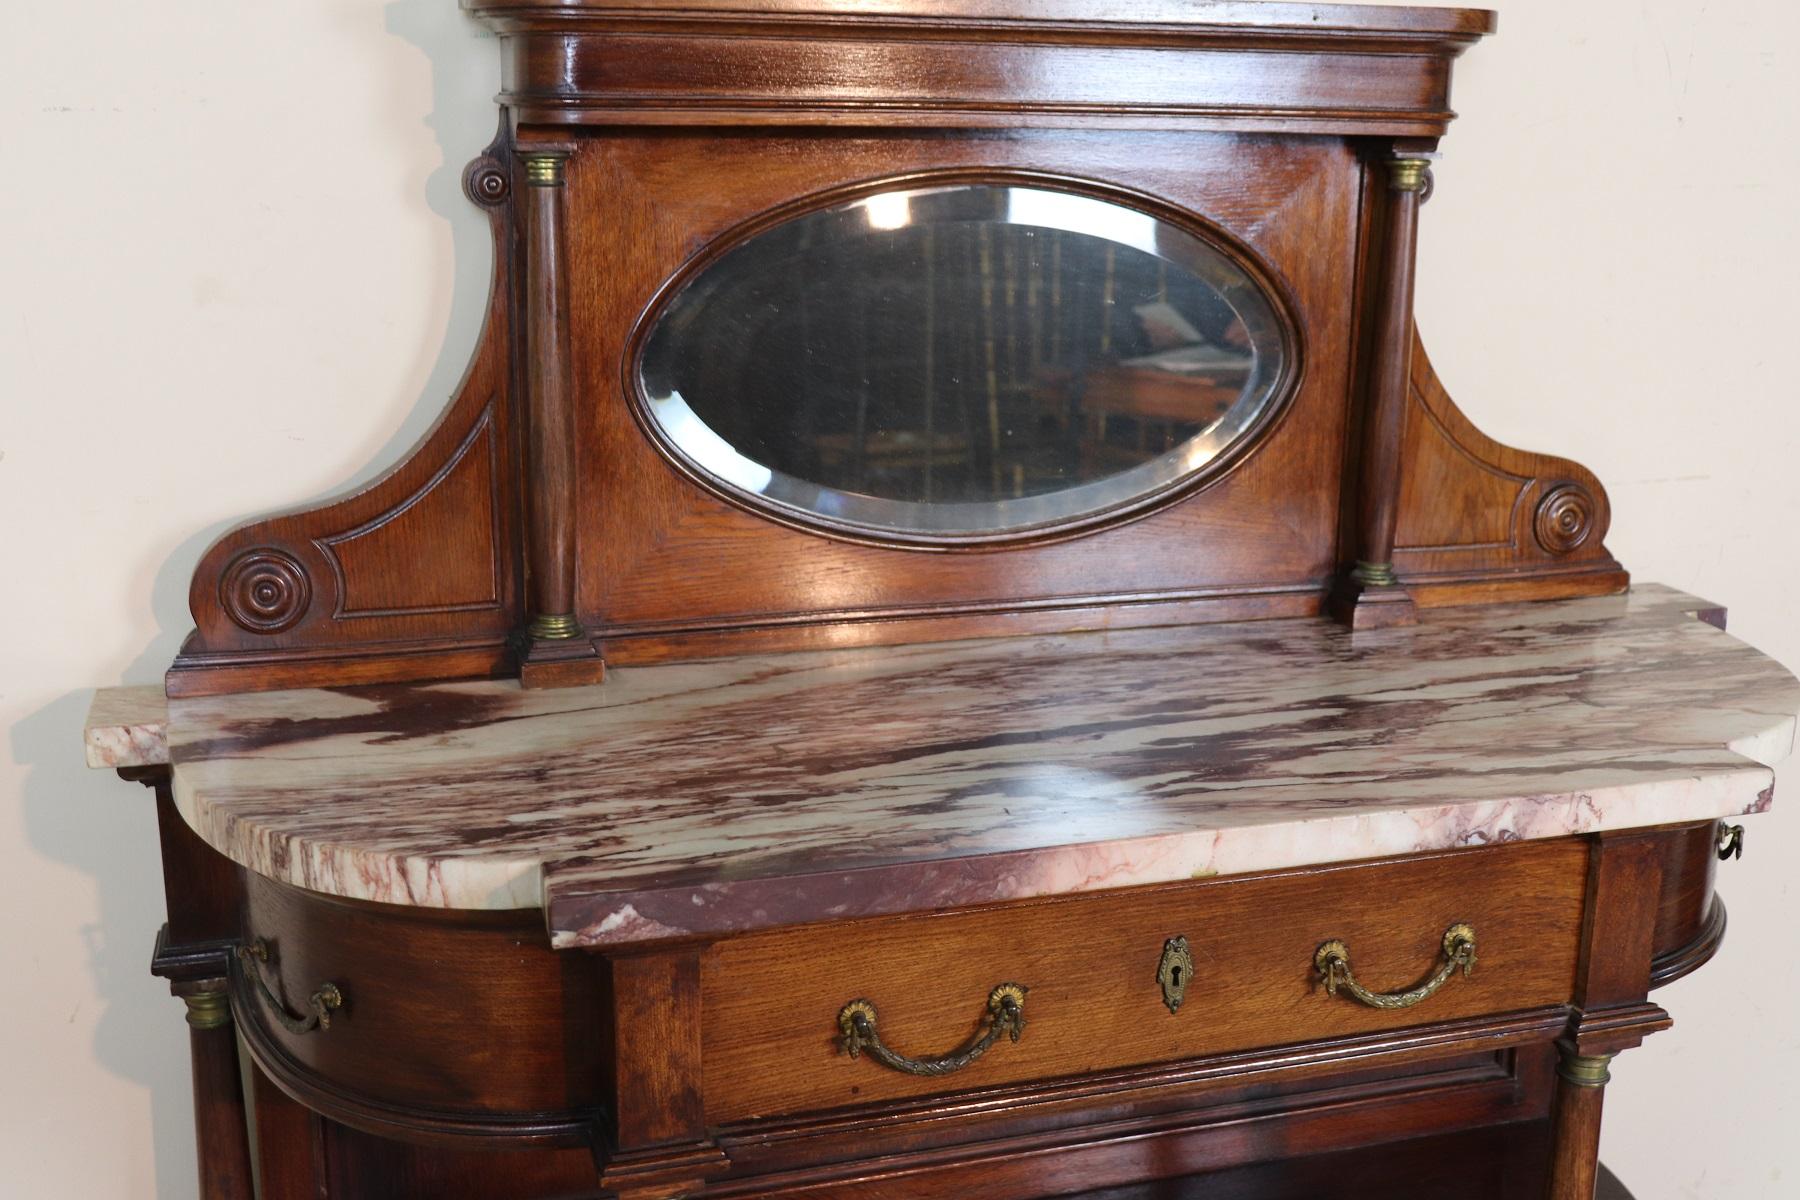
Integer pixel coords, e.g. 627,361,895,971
85,3,1794,1199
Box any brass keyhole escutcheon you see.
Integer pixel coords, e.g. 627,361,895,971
1158,936,1194,1015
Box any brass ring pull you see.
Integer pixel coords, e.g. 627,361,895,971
237,938,343,1034
1717,823,1745,861
1314,924,1477,1010
838,983,1027,1077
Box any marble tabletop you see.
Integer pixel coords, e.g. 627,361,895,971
84,585,1800,949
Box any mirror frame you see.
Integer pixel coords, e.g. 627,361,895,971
625,169,1306,549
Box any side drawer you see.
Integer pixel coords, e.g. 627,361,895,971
703,837,1587,1122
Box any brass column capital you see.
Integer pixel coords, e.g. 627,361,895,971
522,151,570,188
1387,156,1433,193
182,988,233,1032
1557,1050,1615,1089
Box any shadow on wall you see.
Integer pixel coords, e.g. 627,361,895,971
13,2,501,1195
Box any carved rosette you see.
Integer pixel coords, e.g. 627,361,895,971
463,156,510,209
1534,483,1597,555
220,550,312,634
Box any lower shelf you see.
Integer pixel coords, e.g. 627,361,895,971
1060,1123,1642,1200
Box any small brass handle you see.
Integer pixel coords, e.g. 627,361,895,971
237,938,343,1034
1315,924,1477,1010
838,983,1027,1077
1717,823,1745,861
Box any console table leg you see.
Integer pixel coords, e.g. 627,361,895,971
1547,1051,1615,1200
179,985,254,1200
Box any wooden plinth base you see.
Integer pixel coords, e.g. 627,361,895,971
1328,577,1419,630
518,636,606,689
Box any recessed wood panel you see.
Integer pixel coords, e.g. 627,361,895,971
572,130,1360,652
322,409,504,617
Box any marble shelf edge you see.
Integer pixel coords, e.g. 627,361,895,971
82,584,1800,951
85,684,170,770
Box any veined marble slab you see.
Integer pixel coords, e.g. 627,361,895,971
86,586,1800,948
84,685,170,769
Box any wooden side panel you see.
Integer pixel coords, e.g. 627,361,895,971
1394,329,1628,605
165,148,527,698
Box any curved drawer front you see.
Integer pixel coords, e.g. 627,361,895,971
237,873,605,1134
703,838,1587,1122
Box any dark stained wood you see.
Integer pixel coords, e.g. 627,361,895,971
703,839,1585,1120
1058,1120,1555,1200
476,1,1496,137
1394,331,1627,607
141,779,1725,1197
151,782,244,955
236,873,606,1144
1331,152,1426,629
246,1057,326,1200
521,150,580,634
124,5,1719,1197
320,1119,597,1200
1548,1076,1607,1200
183,997,255,1200
1570,833,1668,1041
165,137,526,698
149,0,1639,699
1649,820,1721,965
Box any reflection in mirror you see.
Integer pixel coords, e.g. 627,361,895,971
639,184,1289,538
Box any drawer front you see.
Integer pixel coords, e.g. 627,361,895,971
702,838,1586,1122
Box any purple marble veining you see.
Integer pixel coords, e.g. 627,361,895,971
84,685,170,769
86,586,1800,948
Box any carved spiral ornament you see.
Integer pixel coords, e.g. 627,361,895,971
221,550,312,634
1534,483,1596,555
462,156,510,208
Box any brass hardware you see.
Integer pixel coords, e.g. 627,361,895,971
181,989,232,1032
1157,936,1194,1015
838,983,1027,1077
237,938,343,1035
1351,559,1398,588
1717,823,1745,861
1315,923,1477,1010
522,152,568,187
1557,1051,1615,1089
527,612,584,640
1388,157,1432,193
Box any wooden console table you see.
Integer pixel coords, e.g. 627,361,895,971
83,3,1791,1196
89,587,1795,1197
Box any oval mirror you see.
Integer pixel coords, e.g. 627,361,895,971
637,183,1292,540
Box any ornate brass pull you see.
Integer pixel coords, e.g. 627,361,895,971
1717,823,1745,861
237,938,343,1034
1315,924,1477,1010
838,983,1027,1077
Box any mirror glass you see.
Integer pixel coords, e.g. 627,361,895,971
638,183,1289,539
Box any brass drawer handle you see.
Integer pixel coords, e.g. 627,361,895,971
1717,823,1745,861
1314,924,1477,1010
838,983,1027,1077
237,938,343,1034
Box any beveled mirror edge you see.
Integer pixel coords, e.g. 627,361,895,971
621,167,1309,552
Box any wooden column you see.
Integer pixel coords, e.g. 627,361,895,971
518,148,605,689
1332,152,1430,630
176,986,255,1200
596,948,728,1199
1548,1051,1613,1200
1546,832,1675,1200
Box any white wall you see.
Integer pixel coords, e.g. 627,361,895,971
1,3,1793,1196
